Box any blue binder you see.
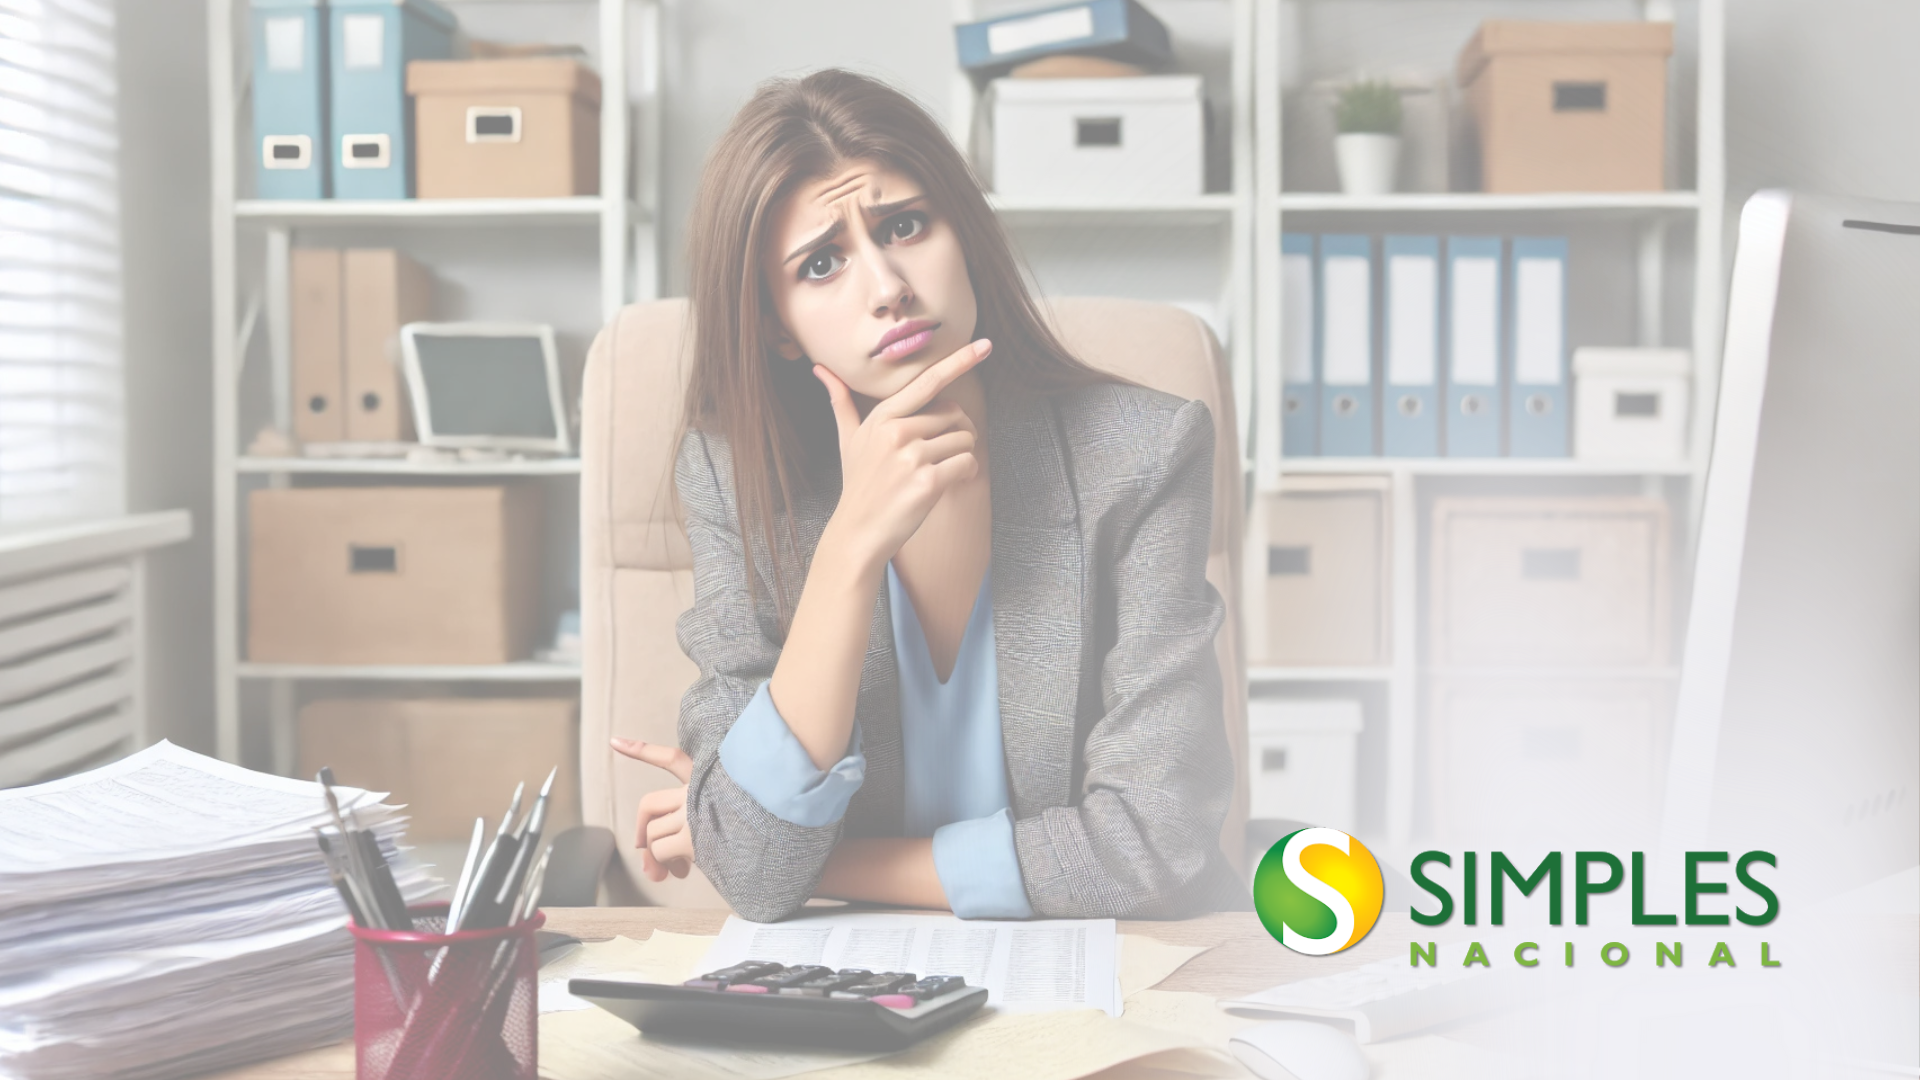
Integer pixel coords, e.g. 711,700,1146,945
1445,237,1504,457
1382,235,1440,457
955,0,1171,83
250,0,328,200
1280,233,1318,457
1508,237,1571,457
1317,234,1375,457
328,0,455,200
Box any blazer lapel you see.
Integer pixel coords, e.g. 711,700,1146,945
986,379,1084,815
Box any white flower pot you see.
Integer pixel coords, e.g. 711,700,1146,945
1335,133,1401,197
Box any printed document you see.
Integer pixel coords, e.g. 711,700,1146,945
697,912,1119,1016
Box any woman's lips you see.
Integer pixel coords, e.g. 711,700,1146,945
871,317,936,359
874,327,936,363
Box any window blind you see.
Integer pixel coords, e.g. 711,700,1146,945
0,0,122,524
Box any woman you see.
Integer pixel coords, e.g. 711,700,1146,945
612,69,1245,922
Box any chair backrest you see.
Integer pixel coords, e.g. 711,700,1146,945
579,297,1247,906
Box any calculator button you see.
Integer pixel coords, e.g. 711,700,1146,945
776,969,872,997
870,994,917,1010
723,984,770,993
746,965,833,990
830,973,915,999
903,975,966,999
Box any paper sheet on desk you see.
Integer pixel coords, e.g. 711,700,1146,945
0,740,404,912
700,913,1121,1015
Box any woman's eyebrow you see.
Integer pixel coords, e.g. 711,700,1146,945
784,223,844,266
871,192,929,217
782,195,928,265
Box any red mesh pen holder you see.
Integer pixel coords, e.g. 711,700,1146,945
348,902,544,1080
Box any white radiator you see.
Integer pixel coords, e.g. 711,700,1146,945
0,512,190,788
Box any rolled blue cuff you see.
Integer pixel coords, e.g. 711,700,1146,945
717,682,865,827
932,808,1036,919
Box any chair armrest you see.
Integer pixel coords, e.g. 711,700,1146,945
533,818,614,903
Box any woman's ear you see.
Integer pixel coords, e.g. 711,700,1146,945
761,310,806,361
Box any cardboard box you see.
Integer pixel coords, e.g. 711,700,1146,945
1457,20,1673,193
248,485,542,663
406,58,601,199
984,75,1204,202
1429,496,1671,667
1426,677,1671,840
343,249,432,441
1250,477,1390,667
296,697,580,843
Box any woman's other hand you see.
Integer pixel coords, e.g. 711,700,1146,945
813,337,989,571
611,737,695,882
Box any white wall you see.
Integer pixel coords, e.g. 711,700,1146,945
106,0,1917,760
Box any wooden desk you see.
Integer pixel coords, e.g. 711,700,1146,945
205,908,1419,1080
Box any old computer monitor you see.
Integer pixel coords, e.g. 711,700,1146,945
400,322,572,456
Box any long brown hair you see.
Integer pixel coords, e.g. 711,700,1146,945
681,68,1114,629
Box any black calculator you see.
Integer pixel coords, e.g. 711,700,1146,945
571,961,990,1051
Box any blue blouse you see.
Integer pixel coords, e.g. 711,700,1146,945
715,563,1034,919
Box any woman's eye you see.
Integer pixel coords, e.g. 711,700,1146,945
885,212,927,243
801,251,845,280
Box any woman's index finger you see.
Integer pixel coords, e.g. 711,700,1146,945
869,338,990,421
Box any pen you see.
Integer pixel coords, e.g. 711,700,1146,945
489,767,555,924
316,768,379,925
313,827,369,927
348,806,413,930
444,817,486,930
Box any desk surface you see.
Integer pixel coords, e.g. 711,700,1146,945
203,908,1417,1079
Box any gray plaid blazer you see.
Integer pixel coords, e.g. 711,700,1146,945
674,374,1249,922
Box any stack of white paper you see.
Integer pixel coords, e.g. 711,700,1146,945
0,741,437,1080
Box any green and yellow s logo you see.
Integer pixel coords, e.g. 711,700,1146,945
1253,827,1385,955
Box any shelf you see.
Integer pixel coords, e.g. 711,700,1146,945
1273,191,1700,222
236,456,582,477
1278,457,1694,478
1425,666,1682,681
235,196,642,228
237,662,582,682
1249,666,1395,683
989,193,1238,226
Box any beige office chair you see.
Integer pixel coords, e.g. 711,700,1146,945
579,297,1248,906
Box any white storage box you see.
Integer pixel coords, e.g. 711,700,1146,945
1427,678,1672,842
984,75,1205,202
1573,347,1691,460
1429,496,1672,667
1246,697,1363,832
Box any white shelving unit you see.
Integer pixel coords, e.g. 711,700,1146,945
1247,0,1726,857
206,0,663,770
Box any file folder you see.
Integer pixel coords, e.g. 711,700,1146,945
955,0,1172,84
329,0,456,200
343,249,433,440
1445,237,1504,457
1509,237,1571,457
291,248,345,442
250,0,328,200
1317,235,1376,457
1280,233,1318,457
1382,235,1441,457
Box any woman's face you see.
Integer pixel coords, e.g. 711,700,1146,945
761,158,979,403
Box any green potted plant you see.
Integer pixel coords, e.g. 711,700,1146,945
1334,79,1403,196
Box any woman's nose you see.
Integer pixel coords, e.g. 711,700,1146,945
862,250,912,315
